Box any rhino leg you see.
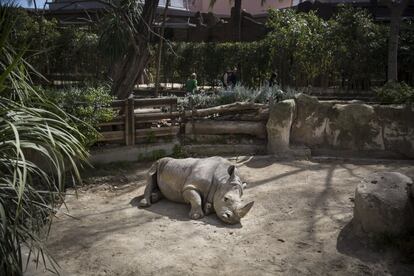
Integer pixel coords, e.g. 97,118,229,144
139,163,158,208
183,189,204,220
150,190,163,203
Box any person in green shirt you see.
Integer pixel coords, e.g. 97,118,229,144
185,73,198,94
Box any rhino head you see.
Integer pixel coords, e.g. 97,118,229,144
213,165,254,224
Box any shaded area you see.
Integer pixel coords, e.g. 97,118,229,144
130,196,242,229
26,158,414,276
337,221,414,276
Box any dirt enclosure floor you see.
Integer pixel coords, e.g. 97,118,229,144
26,157,414,276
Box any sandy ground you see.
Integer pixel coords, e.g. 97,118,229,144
26,157,414,276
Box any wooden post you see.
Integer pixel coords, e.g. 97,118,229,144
190,96,196,141
124,99,130,146
128,96,135,145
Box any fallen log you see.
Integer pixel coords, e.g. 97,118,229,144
183,144,266,156
184,102,267,118
134,112,180,122
185,120,266,139
184,134,265,145
135,126,180,139
213,108,270,121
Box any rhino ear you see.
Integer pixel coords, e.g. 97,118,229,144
227,165,236,177
236,201,254,218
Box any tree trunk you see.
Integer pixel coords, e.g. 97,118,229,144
233,0,242,41
112,0,159,99
386,0,409,82
155,0,170,97
112,45,151,100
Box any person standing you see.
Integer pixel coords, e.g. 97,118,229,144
228,67,238,88
269,72,277,87
222,68,230,89
185,73,198,94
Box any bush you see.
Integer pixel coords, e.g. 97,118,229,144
177,84,298,109
1,5,88,275
375,82,414,104
156,6,395,89
46,85,116,146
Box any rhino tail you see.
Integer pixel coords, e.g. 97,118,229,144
147,160,158,176
139,161,160,208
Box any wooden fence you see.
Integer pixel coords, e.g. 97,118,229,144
97,97,180,146
96,98,269,155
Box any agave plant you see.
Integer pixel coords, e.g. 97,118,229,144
0,4,88,275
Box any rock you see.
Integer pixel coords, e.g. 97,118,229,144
289,94,414,158
375,105,414,158
266,99,295,153
354,172,414,236
330,103,383,150
291,93,335,146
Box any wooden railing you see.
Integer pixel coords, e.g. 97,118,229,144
183,102,268,143
97,97,179,146
96,99,269,150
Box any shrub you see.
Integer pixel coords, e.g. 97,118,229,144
1,5,88,275
177,85,298,109
375,82,414,104
46,85,116,146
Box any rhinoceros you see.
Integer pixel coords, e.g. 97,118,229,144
139,157,254,224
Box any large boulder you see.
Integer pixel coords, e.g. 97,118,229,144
354,172,414,236
291,93,335,146
374,105,414,158
266,99,295,153
330,103,383,150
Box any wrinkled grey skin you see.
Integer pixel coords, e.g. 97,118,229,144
139,157,254,224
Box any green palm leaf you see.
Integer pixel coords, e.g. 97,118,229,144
0,4,88,275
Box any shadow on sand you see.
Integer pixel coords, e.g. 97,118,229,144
337,220,414,276
130,196,242,229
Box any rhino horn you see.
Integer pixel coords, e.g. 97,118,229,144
236,201,254,218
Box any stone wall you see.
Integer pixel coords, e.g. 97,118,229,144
267,94,414,159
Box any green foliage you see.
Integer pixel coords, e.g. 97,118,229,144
0,5,88,275
161,42,269,88
265,6,388,88
46,85,116,146
9,5,414,89
9,8,108,81
329,5,387,84
177,84,297,109
375,82,414,104
266,9,331,86
158,6,406,89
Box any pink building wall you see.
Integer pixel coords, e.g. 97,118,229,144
188,0,294,15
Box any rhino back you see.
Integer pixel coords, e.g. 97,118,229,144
157,157,230,203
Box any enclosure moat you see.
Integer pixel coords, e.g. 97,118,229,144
27,157,414,276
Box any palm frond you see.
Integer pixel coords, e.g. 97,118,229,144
0,4,88,276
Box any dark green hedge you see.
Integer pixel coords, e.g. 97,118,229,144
12,6,414,89
157,6,414,89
